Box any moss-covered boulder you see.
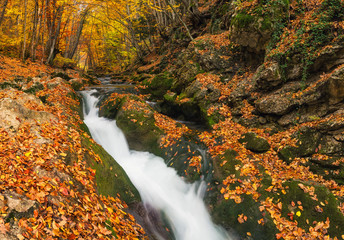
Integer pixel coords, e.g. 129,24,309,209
278,127,322,163
81,135,140,204
238,132,270,153
277,180,344,238
141,72,174,99
278,146,298,164
207,151,278,239
212,195,277,240
212,150,239,183
100,93,164,153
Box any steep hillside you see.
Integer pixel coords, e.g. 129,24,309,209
108,0,344,239
0,56,147,239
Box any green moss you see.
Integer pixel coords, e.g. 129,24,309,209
231,12,254,28
278,181,344,238
238,132,270,153
212,196,277,239
23,82,44,94
278,146,298,163
213,150,240,182
200,105,224,127
142,72,174,99
163,92,177,102
52,54,77,69
81,135,141,204
0,81,21,90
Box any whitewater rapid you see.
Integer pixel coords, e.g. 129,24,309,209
82,90,230,240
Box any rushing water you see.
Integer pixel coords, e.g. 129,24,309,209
82,90,231,240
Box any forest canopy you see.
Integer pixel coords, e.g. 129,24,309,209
0,0,197,71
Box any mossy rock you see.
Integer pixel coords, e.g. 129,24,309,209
212,149,240,182
70,80,84,91
81,134,140,204
113,97,163,154
278,146,298,164
142,72,174,99
99,96,124,119
231,12,255,28
212,195,277,239
0,81,21,90
23,82,44,94
277,180,344,238
278,128,322,162
238,132,270,153
295,128,321,157
199,104,224,127
52,54,77,70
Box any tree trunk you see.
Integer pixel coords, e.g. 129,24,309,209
0,0,9,26
46,6,63,64
30,0,39,61
66,9,88,59
22,0,28,61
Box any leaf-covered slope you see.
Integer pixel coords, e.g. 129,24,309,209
0,55,147,239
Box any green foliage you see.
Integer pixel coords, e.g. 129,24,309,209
231,12,254,28
267,0,344,80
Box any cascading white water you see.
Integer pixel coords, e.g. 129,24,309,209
82,90,231,240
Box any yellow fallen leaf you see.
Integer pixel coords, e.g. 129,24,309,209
296,211,301,217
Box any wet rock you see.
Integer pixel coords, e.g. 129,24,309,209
238,132,270,153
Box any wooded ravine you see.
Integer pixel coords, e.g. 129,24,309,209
1,0,344,239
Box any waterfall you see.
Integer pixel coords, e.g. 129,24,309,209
82,90,231,240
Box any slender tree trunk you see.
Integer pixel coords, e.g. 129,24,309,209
22,0,28,61
30,0,39,61
66,9,88,59
0,0,9,26
46,6,63,64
